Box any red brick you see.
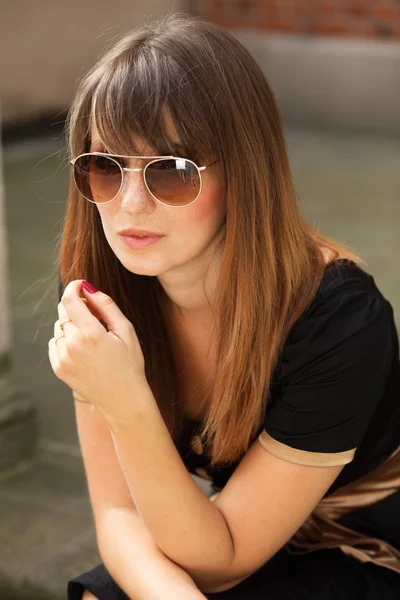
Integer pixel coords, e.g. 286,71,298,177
214,2,262,29
257,9,299,33
342,0,371,17
320,0,341,15
347,7,369,18
257,20,299,33
264,0,299,7
309,16,352,36
211,15,240,28
201,0,400,38
373,18,396,38
292,0,315,8
354,21,381,40
263,0,282,7
236,0,259,13
237,0,255,10
374,9,399,21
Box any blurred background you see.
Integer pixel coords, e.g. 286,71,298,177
0,1,399,598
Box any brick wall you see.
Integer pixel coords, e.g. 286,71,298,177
194,0,400,40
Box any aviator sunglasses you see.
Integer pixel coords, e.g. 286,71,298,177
70,152,219,207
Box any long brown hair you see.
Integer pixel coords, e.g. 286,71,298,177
59,13,363,467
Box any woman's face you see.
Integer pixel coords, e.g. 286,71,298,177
89,119,226,280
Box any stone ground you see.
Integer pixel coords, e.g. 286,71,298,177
1,125,399,598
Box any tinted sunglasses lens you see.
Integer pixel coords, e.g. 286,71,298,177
74,155,122,203
145,159,201,206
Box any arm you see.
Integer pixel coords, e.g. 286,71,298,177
73,395,206,600
103,286,391,593
107,394,344,593
96,506,206,600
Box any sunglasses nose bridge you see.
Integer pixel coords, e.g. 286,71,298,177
119,166,156,206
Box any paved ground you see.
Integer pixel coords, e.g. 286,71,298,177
0,449,99,600
1,125,399,598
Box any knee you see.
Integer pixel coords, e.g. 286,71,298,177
82,590,99,600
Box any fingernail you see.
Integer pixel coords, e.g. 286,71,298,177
82,280,98,294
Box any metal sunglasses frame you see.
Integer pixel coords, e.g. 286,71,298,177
69,151,219,208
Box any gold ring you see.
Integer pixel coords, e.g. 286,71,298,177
59,319,72,331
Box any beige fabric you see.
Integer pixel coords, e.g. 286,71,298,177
258,430,356,466
288,445,400,575
210,434,400,576
195,467,213,481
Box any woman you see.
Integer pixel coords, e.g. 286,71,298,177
51,13,400,600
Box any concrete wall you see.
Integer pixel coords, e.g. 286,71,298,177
0,0,185,124
235,31,400,135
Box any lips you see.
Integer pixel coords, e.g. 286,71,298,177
118,229,164,237
119,233,164,249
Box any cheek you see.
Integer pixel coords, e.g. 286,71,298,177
96,205,114,230
188,185,225,225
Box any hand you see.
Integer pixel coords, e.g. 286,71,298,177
48,280,148,421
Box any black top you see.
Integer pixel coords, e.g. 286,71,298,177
58,259,400,497
175,259,400,497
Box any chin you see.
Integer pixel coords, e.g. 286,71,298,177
116,254,164,277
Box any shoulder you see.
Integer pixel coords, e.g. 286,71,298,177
261,259,396,465
301,258,388,323
281,259,393,380
315,258,385,305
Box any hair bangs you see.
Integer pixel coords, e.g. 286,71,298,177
90,49,216,165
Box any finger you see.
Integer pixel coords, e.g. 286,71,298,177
54,319,63,341
58,298,92,324
80,283,130,340
48,337,61,372
60,280,104,337
59,290,107,332
57,300,69,322
56,300,76,341
60,296,100,318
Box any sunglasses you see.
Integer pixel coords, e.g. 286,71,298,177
70,152,219,207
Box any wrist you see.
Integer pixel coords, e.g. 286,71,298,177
104,381,157,433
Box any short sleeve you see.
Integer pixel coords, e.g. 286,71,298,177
259,284,393,467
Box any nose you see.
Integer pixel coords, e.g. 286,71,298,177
118,167,156,212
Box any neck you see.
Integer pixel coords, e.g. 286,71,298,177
158,233,224,321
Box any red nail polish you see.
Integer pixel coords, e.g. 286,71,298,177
82,280,98,294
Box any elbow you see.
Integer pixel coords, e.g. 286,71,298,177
193,552,260,595
172,539,234,589
199,573,252,594
186,541,240,594
192,535,269,594
161,509,236,583
193,554,253,595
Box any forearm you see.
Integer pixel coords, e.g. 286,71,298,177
107,384,234,578
96,507,207,600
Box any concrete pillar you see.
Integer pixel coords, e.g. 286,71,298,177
0,102,38,471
